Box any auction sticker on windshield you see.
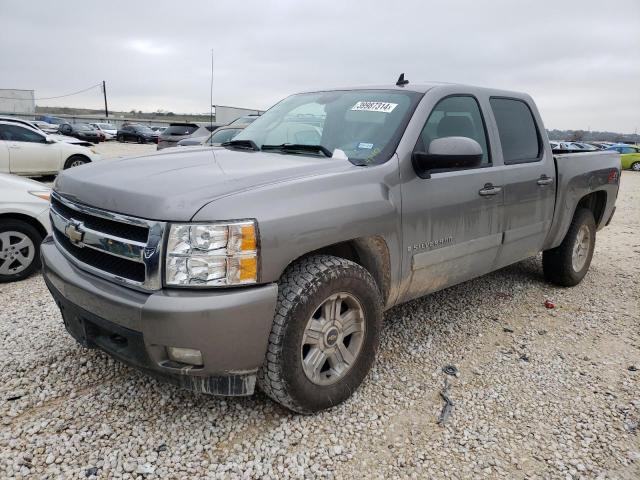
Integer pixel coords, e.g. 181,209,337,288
351,101,398,113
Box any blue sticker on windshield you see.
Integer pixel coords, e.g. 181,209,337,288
358,142,374,149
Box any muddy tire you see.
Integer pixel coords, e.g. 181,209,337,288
543,208,596,287
257,255,383,414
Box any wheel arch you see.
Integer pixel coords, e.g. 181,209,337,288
284,235,392,307
576,190,607,228
0,213,48,239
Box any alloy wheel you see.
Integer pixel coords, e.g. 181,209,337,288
301,292,366,386
0,231,35,275
572,224,591,272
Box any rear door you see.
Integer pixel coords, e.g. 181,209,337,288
489,97,555,268
401,94,504,301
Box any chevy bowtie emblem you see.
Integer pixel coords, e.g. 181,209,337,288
143,247,156,258
64,220,85,246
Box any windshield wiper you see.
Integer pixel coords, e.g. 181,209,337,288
221,139,259,151
261,143,333,158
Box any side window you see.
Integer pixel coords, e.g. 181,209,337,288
620,147,634,154
0,124,45,143
490,98,541,164
417,96,490,166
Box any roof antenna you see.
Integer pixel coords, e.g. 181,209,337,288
396,73,409,87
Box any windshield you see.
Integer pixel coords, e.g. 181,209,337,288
76,124,93,131
208,128,242,144
229,116,258,126
232,89,421,164
135,125,154,133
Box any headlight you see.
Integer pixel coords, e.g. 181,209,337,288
165,220,258,287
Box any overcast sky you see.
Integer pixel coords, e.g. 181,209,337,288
1,0,639,132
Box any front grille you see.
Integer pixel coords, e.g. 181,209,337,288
50,193,165,291
51,197,148,242
54,230,145,282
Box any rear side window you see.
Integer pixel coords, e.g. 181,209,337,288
490,98,541,164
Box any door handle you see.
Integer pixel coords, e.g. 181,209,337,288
479,183,502,196
537,175,554,186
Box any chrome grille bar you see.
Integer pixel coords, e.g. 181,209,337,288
50,192,166,292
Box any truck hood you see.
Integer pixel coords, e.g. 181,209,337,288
54,147,354,221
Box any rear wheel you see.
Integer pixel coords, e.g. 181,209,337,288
257,255,383,414
0,219,42,283
543,208,596,286
631,162,640,171
64,155,89,169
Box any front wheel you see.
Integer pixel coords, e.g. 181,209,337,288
543,208,596,287
257,255,383,414
631,162,640,171
64,155,89,169
0,219,43,283
137,135,145,144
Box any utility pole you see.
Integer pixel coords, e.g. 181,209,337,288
210,49,214,128
102,80,109,118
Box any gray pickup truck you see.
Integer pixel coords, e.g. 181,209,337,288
41,80,620,413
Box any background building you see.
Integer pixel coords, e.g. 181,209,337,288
0,88,35,114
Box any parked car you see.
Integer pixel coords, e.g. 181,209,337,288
38,115,67,126
90,123,118,140
58,123,101,144
157,122,221,150
572,142,598,151
116,124,160,143
227,114,260,126
31,120,60,134
0,173,51,282
0,116,94,147
42,81,619,413
0,120,101,175
176,125,247,147
606,144,640,170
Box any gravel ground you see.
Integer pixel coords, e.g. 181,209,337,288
0,171,638,479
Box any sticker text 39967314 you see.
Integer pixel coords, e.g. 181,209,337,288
351,101,398,113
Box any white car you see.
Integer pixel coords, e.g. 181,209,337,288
0,116,94,147
0,173,51,282
0,120,101,176
90,122,118,140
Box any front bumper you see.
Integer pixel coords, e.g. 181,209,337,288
41,237,278,396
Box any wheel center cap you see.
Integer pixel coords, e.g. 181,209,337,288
325,327,339,347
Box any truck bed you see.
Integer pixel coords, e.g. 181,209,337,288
544,150,620,250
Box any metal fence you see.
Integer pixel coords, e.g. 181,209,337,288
0,111,180,128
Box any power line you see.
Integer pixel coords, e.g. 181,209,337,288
0,83,102,101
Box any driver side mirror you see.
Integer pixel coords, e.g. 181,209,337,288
412,136,483,179
45,135,56,144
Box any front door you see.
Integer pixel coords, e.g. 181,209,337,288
401,95,504,302
0,124,59,175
